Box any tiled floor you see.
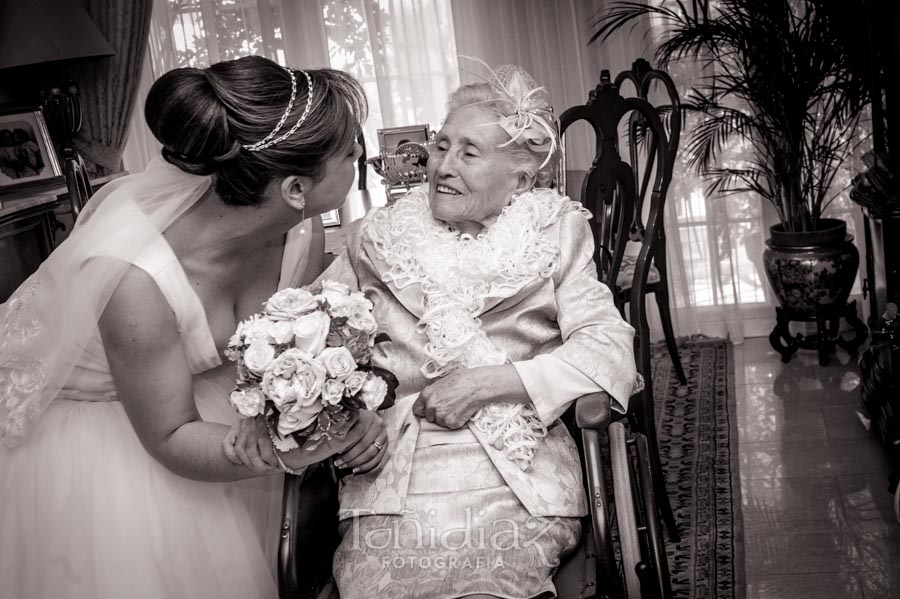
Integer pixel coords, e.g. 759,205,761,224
734,337,900,598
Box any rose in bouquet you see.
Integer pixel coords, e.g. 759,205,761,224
225,281,398,452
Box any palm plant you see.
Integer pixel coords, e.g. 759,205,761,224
591,0,870,232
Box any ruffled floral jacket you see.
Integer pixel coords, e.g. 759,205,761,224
318,186,636,519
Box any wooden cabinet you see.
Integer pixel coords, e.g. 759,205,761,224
0,194,58,302
0,172,125,302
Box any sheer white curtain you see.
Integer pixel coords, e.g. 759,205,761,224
658,59,776,343
123,0,459,175
323,0,459,145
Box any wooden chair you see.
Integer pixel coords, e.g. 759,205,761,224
559,66,680,541
614,59,686,386
561,62,686,386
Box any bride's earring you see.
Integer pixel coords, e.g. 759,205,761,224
283,177,307,232
295,190,306,233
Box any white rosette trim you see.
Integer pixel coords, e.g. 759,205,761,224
366,186,591,470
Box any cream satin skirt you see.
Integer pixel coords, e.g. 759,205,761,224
333,442,581,599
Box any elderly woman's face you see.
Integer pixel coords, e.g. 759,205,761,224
427,104,522,231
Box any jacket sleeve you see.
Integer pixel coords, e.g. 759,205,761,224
513,354,627,426
543,211,637,414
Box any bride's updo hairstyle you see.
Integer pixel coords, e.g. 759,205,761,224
145,55,366,206
446,63,560,189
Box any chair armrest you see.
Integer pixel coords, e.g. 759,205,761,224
574,391,612,430
278,461,340,598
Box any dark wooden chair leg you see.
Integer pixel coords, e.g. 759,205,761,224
654,287,687,385
633,309,680,541
653,245,687,384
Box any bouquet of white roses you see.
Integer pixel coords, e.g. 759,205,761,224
225,281,397,452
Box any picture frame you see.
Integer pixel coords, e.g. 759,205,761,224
321,209,340,227
0,109,63,196
377,124,431,155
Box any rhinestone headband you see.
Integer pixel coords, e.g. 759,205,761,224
242,67,315,152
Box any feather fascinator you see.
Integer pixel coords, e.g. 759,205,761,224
460,56,559,169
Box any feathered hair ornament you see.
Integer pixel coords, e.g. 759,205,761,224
459,56,559,170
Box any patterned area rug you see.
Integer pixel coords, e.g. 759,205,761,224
651,337,744,599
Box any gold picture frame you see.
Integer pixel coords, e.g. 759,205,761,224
376,124,431,155
0,109,63,196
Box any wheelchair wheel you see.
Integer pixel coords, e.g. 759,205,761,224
609,422,642,597
608,421,673,599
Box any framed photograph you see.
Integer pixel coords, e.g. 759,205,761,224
321,209,340,227
0,109,63,195
377,124,431,155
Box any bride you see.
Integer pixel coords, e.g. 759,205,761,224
0,56,386,599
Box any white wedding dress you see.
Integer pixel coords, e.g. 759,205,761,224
0,159,312,599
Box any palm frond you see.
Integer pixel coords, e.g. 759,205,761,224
589,2,687,46
682,102,756,173
589,0,871,230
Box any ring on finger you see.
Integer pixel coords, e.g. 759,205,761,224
372,440,384,451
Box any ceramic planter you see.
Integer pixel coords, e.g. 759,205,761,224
763,218,859,316
764,218,867,364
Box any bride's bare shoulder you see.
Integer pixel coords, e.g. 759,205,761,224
98,265,178,355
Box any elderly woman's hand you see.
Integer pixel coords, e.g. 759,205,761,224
413,364,528,429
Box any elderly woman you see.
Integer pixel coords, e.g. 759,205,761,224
320,65,638,599
231,64,637,598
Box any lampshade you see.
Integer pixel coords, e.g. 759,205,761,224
0,0,114,70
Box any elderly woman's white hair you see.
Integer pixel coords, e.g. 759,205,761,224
446,63,561,189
